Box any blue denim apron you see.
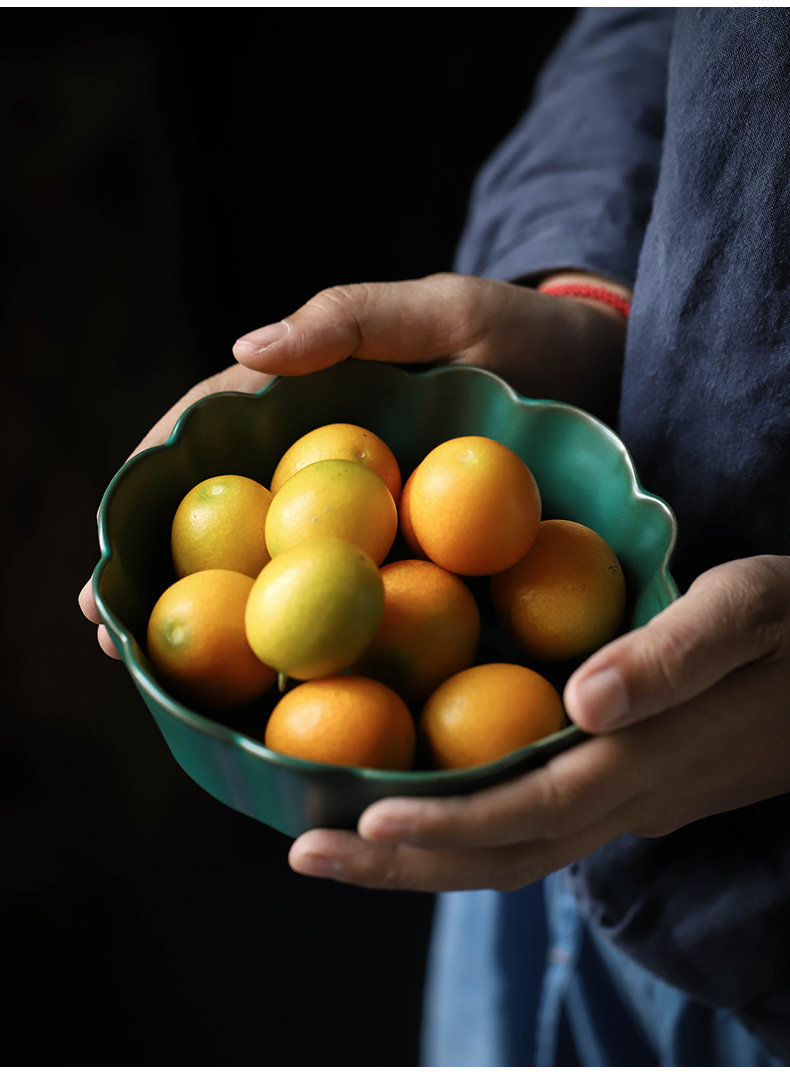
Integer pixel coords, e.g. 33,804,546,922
421,877,783,1066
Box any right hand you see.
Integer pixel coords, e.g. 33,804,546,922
231,271,630,418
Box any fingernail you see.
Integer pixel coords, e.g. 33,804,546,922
572,667,629,730
290,850,342,879
235,320,290,352
359,805,417,843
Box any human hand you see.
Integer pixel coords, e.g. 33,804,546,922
232,271,630,420
288,555,790,892
78,364,275,659
79,269,625,659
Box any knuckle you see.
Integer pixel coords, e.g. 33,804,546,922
631,616,697,702
422,270,483,302
489,851,540,893
422,270,459,288
535,762,582,840
697,556,789,657
355,851,404,891
306,283,367,341
374,864,402,890
488,838,575,893
739,556,790,635
422,272,496,345
452,791,511,841
644,633,691,698
309,282,366,312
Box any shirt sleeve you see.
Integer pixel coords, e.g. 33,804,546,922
454,8,677,287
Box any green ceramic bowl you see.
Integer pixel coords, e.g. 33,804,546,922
92,359,678,837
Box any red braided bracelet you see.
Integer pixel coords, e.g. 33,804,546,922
537,282,631,319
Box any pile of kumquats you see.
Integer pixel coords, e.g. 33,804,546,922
146,424,626,771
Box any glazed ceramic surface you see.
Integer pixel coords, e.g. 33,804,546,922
93,360,678,837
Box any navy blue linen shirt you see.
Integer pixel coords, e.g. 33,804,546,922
455,8,790,1060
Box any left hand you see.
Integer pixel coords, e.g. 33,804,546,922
78,364,275,659
289,555,790,892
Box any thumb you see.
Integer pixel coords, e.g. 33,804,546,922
232,273,519,376
564,556,789,733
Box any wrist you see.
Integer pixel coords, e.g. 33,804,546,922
535,271,633,324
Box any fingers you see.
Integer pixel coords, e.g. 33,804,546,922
289,807,629,893
232,274,496,375
97,624,121,660
625,658,790,835
356,730,644,850
290,639,790,890
286,556,790,893
230,273,573,377
231,273,628,415
80,568,120,658
565,555,790,733
79,577,99,624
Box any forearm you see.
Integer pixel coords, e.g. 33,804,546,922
456,8,676,288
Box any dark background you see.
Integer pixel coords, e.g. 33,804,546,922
2,9,574,1065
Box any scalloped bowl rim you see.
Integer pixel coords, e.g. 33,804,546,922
92,361,678,785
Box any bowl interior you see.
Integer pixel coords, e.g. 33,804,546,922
94,360,678,834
